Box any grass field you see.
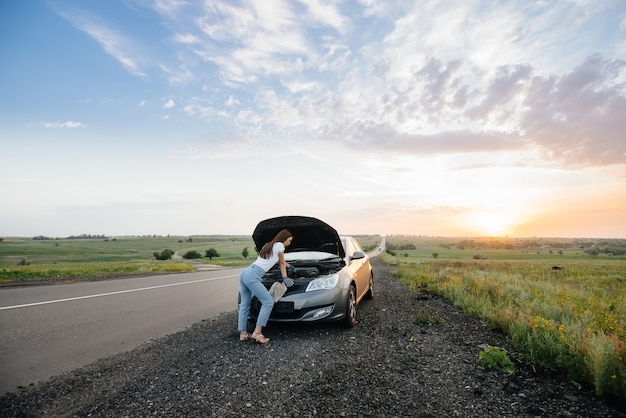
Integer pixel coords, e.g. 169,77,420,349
0,235,256,283
384,235,626,402
0,234,382,283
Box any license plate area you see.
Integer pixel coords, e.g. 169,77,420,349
273,301,294,313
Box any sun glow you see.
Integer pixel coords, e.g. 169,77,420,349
472,212,516,236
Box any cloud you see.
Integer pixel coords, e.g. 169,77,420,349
59,10,145,77
520,55,626,166
66,0,622,169
225,96,240,106
43,121,86,128
152,0,189,18
173,33,200,45
187,0,349,85
188,1,622,168
297,0,350,34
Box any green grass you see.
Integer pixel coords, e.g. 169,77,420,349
0,234,382,283
0,235,257,283
385,236,626,402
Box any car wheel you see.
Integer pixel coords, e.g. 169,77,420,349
342,284,357,328
364,273,374,300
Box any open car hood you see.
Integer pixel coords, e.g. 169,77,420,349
252,216,345,259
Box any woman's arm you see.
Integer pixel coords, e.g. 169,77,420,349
278,251,290,278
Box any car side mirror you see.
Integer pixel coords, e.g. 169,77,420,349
350,251,365,261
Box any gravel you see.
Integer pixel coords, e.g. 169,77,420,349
1,257,624,417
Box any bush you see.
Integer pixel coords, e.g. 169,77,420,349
183,250,202,259
153,249,174,260
479,345,515,374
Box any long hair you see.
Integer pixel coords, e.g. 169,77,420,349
259,229,292,259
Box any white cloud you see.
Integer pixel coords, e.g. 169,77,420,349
159,63,195,85
43,121,86,128
173,33,200,45
153,0,189,17
59,10,145,77
164,99,176,108
297,0,349,34
225,96,240,106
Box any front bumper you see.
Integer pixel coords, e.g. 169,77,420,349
247,282,349,323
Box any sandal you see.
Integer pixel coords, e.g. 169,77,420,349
250,333,270,344
239,332,250,342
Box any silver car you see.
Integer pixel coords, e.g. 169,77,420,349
242,216,374,327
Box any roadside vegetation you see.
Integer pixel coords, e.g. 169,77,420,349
384,235,626,403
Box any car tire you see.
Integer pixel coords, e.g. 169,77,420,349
342,284,357,328
364,273,374,300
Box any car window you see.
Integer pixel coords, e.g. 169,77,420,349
351,238,363,253
346,237,358,258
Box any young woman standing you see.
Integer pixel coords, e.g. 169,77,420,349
238,229,294,344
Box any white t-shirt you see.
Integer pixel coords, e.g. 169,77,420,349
253,242,285,272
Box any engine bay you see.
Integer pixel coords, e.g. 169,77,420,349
262,256,345,280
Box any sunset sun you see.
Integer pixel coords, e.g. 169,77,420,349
472,212,515,236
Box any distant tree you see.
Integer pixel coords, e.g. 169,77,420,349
205,248,220,260
153,249,174,260
242,247,249,259
183,250,202,259
431,252,439,258
17,258,30,266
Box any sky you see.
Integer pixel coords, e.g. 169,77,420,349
1,0,625,239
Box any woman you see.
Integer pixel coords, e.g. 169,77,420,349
238,229,294,344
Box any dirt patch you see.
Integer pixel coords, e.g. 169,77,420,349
0,258,624,417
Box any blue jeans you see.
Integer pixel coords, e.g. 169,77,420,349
238,264,274,331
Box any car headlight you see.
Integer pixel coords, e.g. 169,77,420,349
305,273,339,292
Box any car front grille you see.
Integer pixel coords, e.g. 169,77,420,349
250,298,306,320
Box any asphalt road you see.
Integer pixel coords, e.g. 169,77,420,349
0,267,243,395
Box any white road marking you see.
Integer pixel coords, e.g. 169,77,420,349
0,274,240,311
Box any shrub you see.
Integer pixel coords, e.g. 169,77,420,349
153,249,174,260
183,250,202,259
479,345,515,373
